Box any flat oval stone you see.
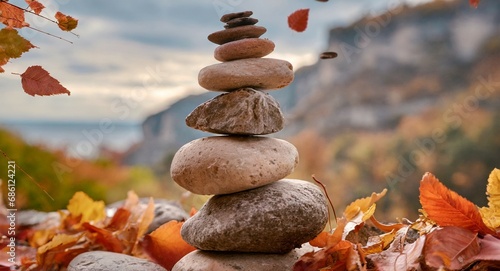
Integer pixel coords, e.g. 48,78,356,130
186,88,284,135
208,25,266,45
170,136,298,195
220,11,253,22
224,17,258,29
68,251,167,271
198,58,293,91
181,179,328,253
214,38,275,62
172,244,319,271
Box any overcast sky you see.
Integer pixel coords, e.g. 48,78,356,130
0,0,432,122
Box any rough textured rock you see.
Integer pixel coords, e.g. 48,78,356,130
214,38,274,62
198,58,293,91
208,25,267,45
107,198,189,233
170,136,298,195
68,251,166,271
172,244,319,271
220,11,253,22
186,88,284,135
181,179,328,253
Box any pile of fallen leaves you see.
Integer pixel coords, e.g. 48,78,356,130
0,191,195,270
294,168,500,271
1,169,499,270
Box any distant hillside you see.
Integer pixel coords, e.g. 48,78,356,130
124,0,500,172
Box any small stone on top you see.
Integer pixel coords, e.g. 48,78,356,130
220,11,253,22
224,17,259,29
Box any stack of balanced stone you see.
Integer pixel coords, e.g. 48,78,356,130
171,11,328,270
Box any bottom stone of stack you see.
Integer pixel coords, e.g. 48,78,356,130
172,243,319,271
181,179,328,254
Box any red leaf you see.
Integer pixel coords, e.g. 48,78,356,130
55,11,78,31
288,9,309,32
469,0,480,8
20,66,71,96
424,226,480,270
419,172,495,235
0,2,28,28
25,0,45,15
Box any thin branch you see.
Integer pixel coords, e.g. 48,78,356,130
1,0,79,38
312,175,337,231
0,148,54,201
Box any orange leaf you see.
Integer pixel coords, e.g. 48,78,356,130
288,9,309,32
55,11,78,31
419,172,496,235
0,28,35,72
141,221,196,270
424,226,481,270
0,2,28,28
294,240,353,271
25,0,44,15
469,0,480,8
20,65,71,96
83,223,124,253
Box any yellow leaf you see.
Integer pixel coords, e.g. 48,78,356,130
343,189,387,220
36,233,84,266
480,168,500,231
363,229,397,254
67,191,105,226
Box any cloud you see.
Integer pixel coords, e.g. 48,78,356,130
0,0,431,122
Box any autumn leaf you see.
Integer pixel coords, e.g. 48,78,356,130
480,168,500,232
141,221,196,270
288,8,309,32
20,65,71,96
419,172,495,235
363,229,397,254
344,189,387,221
0,28,35,72
66,191,105,226
25,0,45,15
424,226,481,270
0,1,28,28
83,222,124,253
55,11,78,31
368,229,426,271
470,0,480,8
36,233,86,268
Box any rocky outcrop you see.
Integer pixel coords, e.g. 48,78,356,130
124,0,500,166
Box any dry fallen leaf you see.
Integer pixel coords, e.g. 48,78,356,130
20,66,71,96
419,172,495,236
141,220,197,270
424,226,480,270
479,168,500,232
67,191,105,227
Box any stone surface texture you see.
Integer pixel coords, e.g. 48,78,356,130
170,136,298,195
181,179,328,253
172,244,319,271
68,251,167,271
224,17,258,29
214,38,274,62
208,25,267,45
198,58,293,91
185,88,284,135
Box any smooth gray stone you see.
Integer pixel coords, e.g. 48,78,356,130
181,179,328,253
68,251,166,271
172,243,319,271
